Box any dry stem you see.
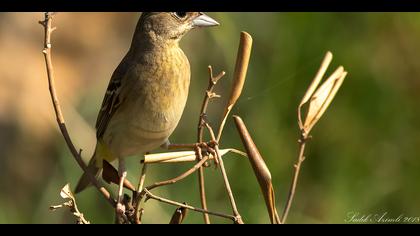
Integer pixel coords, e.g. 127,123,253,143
144,189,237,222
134,147,210,222
281,132,309,223
205,123,244,224
145,153,209,191
196,66,225,223
137,163,148,193
50,184,90,224
39,12,116,207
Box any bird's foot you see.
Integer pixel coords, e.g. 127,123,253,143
194,141,220,167
166,141,216,151
115,202,129,224
115,160,128,223
166,141,220,167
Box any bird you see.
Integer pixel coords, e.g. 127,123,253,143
74,12,219,211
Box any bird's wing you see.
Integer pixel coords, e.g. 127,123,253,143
95,52,133,138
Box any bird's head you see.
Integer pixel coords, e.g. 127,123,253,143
137,12,219,44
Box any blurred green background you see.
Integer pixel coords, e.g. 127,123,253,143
0,12,419,224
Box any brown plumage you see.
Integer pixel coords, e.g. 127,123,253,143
75,12,219,194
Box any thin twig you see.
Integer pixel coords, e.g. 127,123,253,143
137,208,144,224
281,132,309,223
196,66,225,224
197,167,209,223
137,163,147,193
133,162,147,223
198,66,225,142
144,189,237,222
39,12,116,207
134,150,209,223
50,184,90,224
145,153,209,191
205,123,244,224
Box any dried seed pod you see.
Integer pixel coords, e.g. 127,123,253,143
169,206,189,224
299,51,347,134
218,31,253,141
234,116,280,224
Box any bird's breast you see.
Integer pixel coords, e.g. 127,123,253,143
129,46,191,138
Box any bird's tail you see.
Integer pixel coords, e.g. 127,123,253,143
75,152,101,194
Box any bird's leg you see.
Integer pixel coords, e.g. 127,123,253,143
116,158,127,217
161,114,215,153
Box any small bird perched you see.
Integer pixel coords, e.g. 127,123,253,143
75,12,219,210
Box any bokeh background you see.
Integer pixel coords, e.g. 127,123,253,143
1,12,419,224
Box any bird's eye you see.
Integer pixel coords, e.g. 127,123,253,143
174,12,187,19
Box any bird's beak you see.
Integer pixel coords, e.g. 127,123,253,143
192,13,219,28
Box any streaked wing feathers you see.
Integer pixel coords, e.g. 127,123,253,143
95,52,132,138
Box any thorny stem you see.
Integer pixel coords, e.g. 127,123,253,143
205,123,244,224
144,189,237,222
196,66,225,224
281,132,310,223
39,12,116,207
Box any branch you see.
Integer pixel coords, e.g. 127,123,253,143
198,66,225,142
205,123,244,224
145,152,209,191
50,184,90,224
281,133,309,223
282,51,347,223
196,66,225,223
134,147,209,223
197,167,209,223
137,163,148,193
144,189,237,222
39,12,116,207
